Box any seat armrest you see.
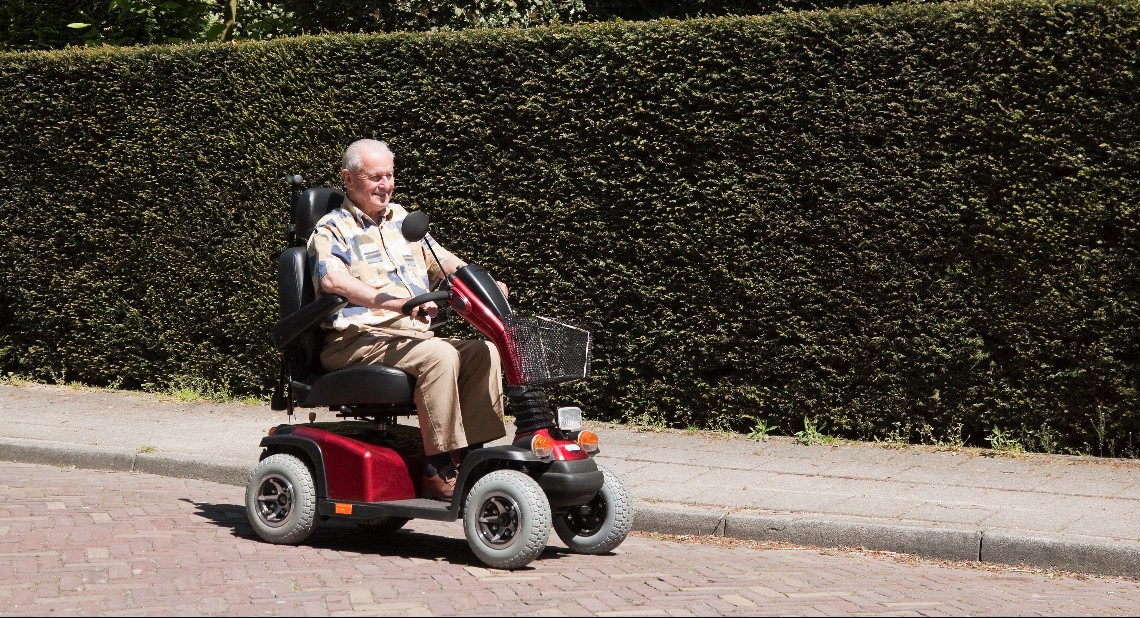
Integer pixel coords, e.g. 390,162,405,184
272,294,347,352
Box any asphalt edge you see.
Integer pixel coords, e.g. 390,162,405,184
3,439,1138,580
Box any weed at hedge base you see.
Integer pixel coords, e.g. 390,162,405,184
876,420,911,449
986,425,1025,455
162,376,232,403
743,415,778,442
154,375,262,405
931,421,968,451
794,417,837,446
1,373,35,387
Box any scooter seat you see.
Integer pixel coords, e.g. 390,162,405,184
293,365,415,407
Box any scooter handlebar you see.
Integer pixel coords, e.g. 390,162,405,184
401,290,452,315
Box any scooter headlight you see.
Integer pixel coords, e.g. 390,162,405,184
556,406,583,431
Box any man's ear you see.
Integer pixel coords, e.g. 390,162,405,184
339,168,351,186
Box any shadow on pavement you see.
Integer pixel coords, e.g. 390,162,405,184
182,498,573,569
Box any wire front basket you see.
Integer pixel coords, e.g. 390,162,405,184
501,315,592,386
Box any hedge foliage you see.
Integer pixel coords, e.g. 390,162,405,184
0,0,893,52
1,0,1137,453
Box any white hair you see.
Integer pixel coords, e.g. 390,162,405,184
341,139,394,173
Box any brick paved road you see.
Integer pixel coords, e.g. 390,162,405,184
3,461,1140,616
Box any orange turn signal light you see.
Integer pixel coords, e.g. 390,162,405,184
335,503,353,515
530,433,554,459
576,430,599,453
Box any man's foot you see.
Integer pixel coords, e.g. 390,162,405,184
421,467,457,501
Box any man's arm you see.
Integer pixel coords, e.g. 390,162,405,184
441,253,466,276
319,270,414,314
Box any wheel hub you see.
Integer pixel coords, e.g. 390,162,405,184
564,494,607,536
475,491,521,548
254,473,294,528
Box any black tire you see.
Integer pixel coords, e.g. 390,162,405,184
463,469,552,569
356,516,410,534
553,462,633,554
245,453,318,544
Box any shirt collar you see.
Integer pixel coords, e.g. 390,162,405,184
343,199,393,229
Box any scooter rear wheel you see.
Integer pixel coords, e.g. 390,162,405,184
245,453,318,545
553,462,633,554
463,469,551,569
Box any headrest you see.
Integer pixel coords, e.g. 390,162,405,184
296,188,346,241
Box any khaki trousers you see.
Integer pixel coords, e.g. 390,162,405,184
320,327,506,456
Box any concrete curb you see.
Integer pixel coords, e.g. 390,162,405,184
724,512,983,563
3,440,136,473
133,453,252,487
632,502,727,537
0,439,250,487
631,503,978,562
619,503,1140,580
982,531,1140,579
4,438,1139,579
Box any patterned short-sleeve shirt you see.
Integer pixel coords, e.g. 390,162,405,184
306,200,456,332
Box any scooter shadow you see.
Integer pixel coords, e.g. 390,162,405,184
184,499,576,568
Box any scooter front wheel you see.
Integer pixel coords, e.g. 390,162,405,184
245,453,318,545
463,469,551,570
553,462,633,554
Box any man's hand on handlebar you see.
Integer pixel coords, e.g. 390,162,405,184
410,301,439,324
399,281,507,325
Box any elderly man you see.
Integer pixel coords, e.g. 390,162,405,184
307,138,507,500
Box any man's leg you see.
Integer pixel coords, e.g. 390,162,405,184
448,338,507,448
377,337,466,456
380,337,506,500
320,330,506,500
322,331,503,456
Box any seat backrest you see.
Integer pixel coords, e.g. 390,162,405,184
294,187,345,246
279,187,347,379
277,246,322,378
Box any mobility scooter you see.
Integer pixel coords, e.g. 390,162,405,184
245,176,633,569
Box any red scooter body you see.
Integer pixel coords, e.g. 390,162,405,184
448,274,527,387
288,425,418,503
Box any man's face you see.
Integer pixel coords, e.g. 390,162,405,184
341,148,395,219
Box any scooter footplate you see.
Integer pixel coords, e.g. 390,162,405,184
320,498,455,521
386,498,453,512
378,499,455,521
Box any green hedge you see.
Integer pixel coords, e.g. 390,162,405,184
1,0,1138,453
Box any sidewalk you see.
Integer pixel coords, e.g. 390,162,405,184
2,381,1139,578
